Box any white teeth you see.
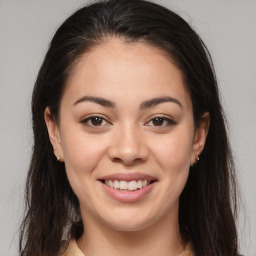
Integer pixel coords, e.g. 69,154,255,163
104,179,151,191
120,180,128,190
137,180,142,189
142,180,147,187
113,180,120,189
128,181,137,191
109,180,114,188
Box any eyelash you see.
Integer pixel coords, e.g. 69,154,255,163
145,116,177,127
81,115,111,127
81,115,177,128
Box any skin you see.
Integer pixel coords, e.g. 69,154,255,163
45,39,209,256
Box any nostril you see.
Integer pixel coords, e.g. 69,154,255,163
107,141,149,165
112,157,123,163
112,156,143,166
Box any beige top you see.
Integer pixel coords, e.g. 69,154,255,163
61,239,194,256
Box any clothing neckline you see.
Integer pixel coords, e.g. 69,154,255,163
62,239,194,256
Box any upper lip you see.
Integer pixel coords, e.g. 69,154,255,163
98,172,157,182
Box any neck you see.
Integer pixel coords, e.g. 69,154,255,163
77,211,186,256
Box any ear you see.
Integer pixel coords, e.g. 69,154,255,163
44,107,64,162
191,112,210,165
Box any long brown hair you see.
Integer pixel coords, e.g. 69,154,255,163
20,0,240,255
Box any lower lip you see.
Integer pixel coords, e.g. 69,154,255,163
101,182,155,203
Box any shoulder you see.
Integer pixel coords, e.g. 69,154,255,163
59,239,85,256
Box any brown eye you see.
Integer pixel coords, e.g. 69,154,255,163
90,117,103,126
82,116,110,127
152,117,165,126
146,117,177,127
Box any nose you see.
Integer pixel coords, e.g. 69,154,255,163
107,124,149,165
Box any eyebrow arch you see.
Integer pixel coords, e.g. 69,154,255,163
73,96,115,108
73,96,182,109
140,96,182,110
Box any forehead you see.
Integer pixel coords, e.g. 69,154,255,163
62,38,192,110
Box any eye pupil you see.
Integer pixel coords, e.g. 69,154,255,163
91,117,103,126
153,118,164,126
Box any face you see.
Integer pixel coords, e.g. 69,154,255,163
45,39,208,232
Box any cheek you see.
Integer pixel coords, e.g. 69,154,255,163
60,130,109,208
60,127,107,180
150,127,193,196
152,129,193,172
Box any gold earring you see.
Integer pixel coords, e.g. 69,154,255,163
190,155,199,167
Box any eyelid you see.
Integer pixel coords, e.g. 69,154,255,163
80,113,177,128
144,114,178,126
81,114,112,127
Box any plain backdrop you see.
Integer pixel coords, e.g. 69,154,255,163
0,0,255,255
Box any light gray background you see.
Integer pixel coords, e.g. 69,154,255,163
0,0,255,255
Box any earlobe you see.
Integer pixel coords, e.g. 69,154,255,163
44,107,64,161
191,112,210,165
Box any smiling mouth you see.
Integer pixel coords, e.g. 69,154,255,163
100,179,157,192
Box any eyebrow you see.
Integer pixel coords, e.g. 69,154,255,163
73,96,182,109
73,96,116,108
140,96,182,110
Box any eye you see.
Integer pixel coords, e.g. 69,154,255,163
81,116,110,127
146,117,177,127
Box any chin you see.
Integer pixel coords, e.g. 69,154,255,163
101,213,157,232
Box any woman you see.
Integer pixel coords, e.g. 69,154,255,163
19,0,240,255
